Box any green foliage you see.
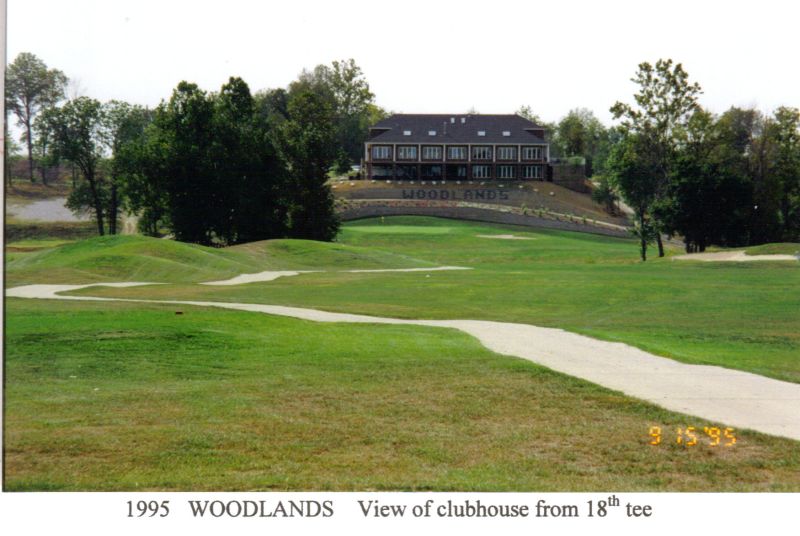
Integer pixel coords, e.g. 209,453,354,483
590,175,619,215
555,108,610,176
5,52,68,182
278,89,340,241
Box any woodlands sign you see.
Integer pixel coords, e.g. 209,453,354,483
401,189,510,201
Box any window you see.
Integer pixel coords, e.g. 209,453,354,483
497,146,517,160
447,146,467,160
372,146,391,160
472,165,491,179
523,165,543,179
471,146,492,160
428,130,437,136
497,165,515,179
502,131,511,137
403,130,412,136
397,145,418,160
477,130,486,136
522,146,543,160
422,146,442,160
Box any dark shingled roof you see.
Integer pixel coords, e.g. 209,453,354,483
368,114,547,145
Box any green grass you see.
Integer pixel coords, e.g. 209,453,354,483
65,217,800,384
745,243,800,256
5,234,434,286
5,216,800,491
6,298,799,491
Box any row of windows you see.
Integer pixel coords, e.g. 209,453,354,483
372,145,544,161
372,164,543,180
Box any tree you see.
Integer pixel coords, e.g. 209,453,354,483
591,175,619,215
770,107,800,240
105,101,153,235
657,109,753,251
610,59,703,257
5,52,68,182
606,134,660,260
556,108,609,176
279,89,340,241
46,97,109,235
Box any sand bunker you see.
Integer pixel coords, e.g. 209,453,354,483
674,251,798,262
7,282,800,442
476,234,533,240
200,266,471,285
201,271,317,285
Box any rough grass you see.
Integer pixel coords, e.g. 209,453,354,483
745,243,800,256
6,299,799,492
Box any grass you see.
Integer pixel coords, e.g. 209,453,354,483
5,216,800,491
6,234,434,286
58,217,800,384
745,243,800,256
5,298,799,491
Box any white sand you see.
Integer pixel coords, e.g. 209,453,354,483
345,266,471,273
201,270,317,285
476,234,533,240
674,251,798,262
200,266,471,285
8,282,800,442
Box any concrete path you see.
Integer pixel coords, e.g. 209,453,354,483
7,283,800,442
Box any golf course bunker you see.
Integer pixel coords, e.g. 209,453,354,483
674,251,798,262
201,270,317,285
476,234,533,240
200,266,471,285
7,282,800,442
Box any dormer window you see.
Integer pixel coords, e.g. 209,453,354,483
477,131,486,136
403,130,411,136
502,131,511,137
428,130,436,136
450,117,455,123
460,118,466,124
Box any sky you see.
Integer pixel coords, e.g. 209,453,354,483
6,0,800,126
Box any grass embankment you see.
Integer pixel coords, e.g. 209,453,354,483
6,298,799,491
58,217,800,384
5,234,434,286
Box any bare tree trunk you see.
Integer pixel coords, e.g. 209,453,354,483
86,171,105,236
656,233,665,257
639,212,647,262
26,122,34,182
109,179,118,235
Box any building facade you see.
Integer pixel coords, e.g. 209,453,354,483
364,114,549,181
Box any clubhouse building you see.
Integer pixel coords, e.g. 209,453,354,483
364,114,549,181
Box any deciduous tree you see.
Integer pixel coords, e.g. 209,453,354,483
5,52,68,182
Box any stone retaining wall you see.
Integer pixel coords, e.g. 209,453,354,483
337,201,629,238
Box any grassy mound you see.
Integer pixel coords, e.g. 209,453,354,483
6,234,436,286
745,243,800,256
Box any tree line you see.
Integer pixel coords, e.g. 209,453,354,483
6,53,799,255
5,54,385,245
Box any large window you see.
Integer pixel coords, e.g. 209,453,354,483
497,146,517,160
396,145,418,160
372,145,391,160
422,146,443,160
522,146,543,160
523,165,543,179
472,165,491,179
497,165,515,179
471,146,492,160
447,146,467,160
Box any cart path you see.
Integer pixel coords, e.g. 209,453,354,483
7,282,800,442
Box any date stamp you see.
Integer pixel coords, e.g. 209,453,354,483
648,426,736,447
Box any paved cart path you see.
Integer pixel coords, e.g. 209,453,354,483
7,282,800,442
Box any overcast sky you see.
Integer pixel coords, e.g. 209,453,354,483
6,0,800,125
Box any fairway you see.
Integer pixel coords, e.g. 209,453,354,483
5,216,800,491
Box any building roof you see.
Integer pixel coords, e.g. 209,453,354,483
368,114,547,145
